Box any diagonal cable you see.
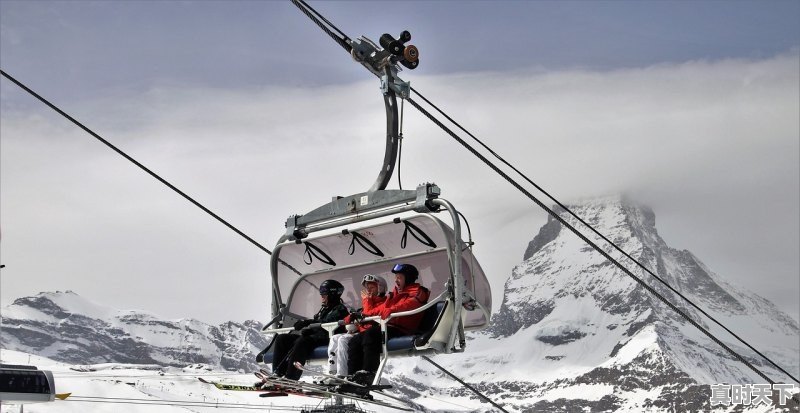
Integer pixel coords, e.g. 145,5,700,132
410,85,800,385
422,355,509,413
291,0,351,53
0,69,301,277
407,96,800,406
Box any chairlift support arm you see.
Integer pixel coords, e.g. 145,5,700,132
349,34,414,192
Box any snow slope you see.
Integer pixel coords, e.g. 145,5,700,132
0,291,267,372
383,196,799,412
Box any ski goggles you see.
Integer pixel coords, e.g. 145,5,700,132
361,274,380,286
391,263,415,275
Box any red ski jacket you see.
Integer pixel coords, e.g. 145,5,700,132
344,294,386,333
363,283,430,334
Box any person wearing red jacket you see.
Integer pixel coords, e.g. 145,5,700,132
326,274,387,377
347,263,430,383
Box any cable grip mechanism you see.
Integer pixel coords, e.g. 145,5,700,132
381,74,410,99
350,30,419,77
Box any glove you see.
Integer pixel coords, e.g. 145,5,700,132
349,311,364,323
293,319,313,330
300,327,315,336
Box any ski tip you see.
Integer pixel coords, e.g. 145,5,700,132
55,392,72,400
259,391,289,398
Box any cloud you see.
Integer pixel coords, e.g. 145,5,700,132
1,53,797,327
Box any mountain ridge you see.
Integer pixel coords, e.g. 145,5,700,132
0,290,267,372
384,195,799,411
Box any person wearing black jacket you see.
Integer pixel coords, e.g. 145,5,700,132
270,279,349,380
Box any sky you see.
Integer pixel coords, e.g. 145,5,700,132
0,0,798,343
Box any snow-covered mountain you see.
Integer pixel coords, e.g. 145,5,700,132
1,197,797,412
385,196,800,412
0,291,268,372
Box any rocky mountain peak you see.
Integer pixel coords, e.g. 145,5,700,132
1,291,268,372
387,196,799,411
488,195,797,381
522,195,658,261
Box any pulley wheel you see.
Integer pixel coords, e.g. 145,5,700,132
403,45,419,62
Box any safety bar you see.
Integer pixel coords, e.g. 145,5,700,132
261,292,456,385
262,291,447,336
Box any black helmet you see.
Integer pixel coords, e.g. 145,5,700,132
319,279,344,298
391,263,419,284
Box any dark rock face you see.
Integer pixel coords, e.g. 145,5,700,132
672,250,745,312
526,394,623,413
487,299,554,338
536,329,587,345
12,296,72,319
1,292,268,372
523,213,562,261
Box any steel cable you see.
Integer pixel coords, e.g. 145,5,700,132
410,84,799,385
407,96,800,406
0,69,302,277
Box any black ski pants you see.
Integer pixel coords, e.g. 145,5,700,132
272,333,328,380
347,325,404,374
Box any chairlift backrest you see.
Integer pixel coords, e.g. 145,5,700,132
271,214,491,330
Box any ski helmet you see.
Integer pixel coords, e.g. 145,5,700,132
361,274,387,295
391,263,419,285
319,279,344,298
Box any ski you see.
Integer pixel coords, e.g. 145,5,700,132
294,362,392,391
293,362,407,404
252,372,328,398
253,366,412,411
198,376,324,398
258,391,289,398
198,377,261,392
287,362,413,411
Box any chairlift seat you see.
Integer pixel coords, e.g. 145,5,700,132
261,302,446,365
387,301,444,351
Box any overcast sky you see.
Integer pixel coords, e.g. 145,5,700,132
1,0,798,345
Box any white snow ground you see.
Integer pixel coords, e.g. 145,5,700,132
0,349,410,413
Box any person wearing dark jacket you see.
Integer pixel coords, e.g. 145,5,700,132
347,264,429,382
326,274,387,377
271,279,349,380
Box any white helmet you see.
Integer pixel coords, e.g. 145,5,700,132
361,274,387,294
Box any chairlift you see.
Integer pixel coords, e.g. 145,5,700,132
0,364,56,403
260,30,492,384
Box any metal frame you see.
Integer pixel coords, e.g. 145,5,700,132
284,185,440,240
265,191,477,383
370,66,400,192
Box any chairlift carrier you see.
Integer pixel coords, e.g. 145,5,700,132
0,364,56,403
261,29,492,384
